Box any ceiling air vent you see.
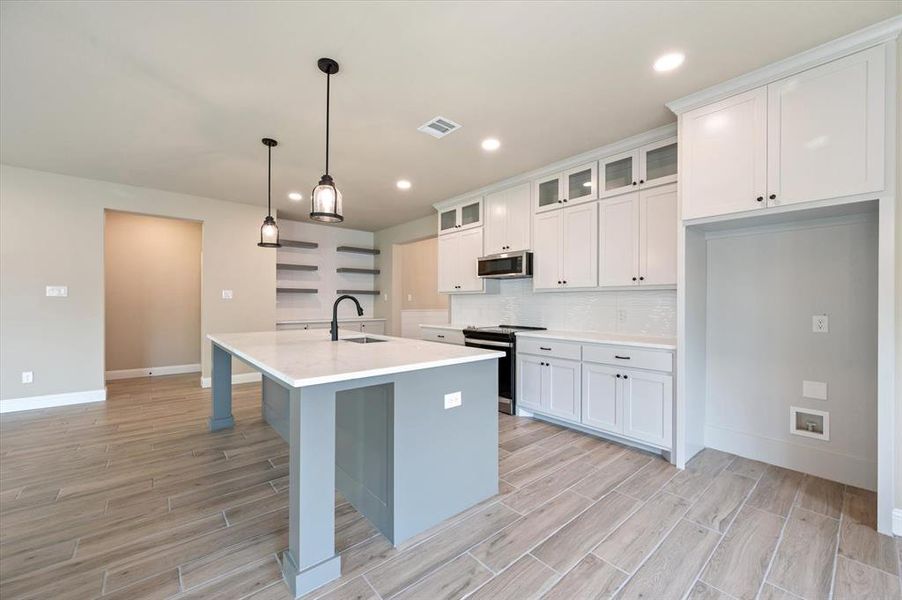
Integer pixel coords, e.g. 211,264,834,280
417,116,462,139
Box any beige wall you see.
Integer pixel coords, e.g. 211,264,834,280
373,214,437,336
399,237,448,311
0,165,275,402
104,211,202,372
896,40,901,515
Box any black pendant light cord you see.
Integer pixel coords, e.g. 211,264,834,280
267,142,273,216
325,70,330,177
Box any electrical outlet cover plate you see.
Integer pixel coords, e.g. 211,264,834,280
444,391,462,409
812,315,828,333
802,380,827,400
221,290,234,300
46,286,68,297
21,371,33,384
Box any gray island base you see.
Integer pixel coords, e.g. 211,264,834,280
206,330,501,598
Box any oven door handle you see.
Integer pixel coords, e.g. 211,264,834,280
465,339,513,349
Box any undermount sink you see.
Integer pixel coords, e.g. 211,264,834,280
344,336,388,344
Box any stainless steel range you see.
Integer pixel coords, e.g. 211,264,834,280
462,324,546,414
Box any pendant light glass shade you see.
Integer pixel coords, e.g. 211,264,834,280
257,138,281,248
310,58,343,223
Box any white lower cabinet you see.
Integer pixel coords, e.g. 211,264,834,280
620,369,672,448
516,354,580,422
581,363,622,433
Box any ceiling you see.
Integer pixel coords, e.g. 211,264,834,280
1,2,899,231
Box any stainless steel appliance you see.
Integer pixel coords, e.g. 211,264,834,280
463,324,546,414
477,251,533,279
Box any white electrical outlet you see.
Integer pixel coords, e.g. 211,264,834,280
617,309,627,324
46,285,68,297
221,289,233,300
21,371,33,384
812,314,828,333
407,294,413,302
802,380,827,400
444,391,462,409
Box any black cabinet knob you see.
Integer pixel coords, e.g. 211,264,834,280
623,375,629,379
557,280,562,284
558,200,563,203
639,179,645,184
632,277,638,282
562,280,567,284
631,181,637,186
639,276,644,281
756,196,764,202
769,194,776,200
616,374,621,378
563,198,568,203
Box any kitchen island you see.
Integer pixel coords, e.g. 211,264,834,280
206,329,503,597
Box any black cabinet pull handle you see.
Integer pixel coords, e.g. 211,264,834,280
539,346,552,351
769,194,776,200
563,198,568,202
437,334,445,338
756,196,764,202
614,355,631,360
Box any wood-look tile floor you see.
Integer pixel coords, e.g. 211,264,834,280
1,374,900,600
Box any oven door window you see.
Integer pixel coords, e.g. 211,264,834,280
478,255,523,277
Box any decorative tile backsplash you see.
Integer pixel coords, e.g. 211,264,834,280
450,279,676,337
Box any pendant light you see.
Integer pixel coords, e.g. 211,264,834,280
310,58,343,223
258,137,281,247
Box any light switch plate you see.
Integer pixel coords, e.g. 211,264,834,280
221,290,233,300
21,371,33,384
812,314,828,333
444,391,462,409
802,380,827,400
46,285,68,297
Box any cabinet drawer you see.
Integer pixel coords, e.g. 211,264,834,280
421,327,465,345
517,338,581,361
582,344,672,373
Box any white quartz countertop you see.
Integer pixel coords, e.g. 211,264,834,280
277,317,386,325
208,329,503,388
515,329,676,350
417,323,472,331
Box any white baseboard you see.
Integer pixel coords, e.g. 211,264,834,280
705,424,876,491
105,363,200,381
0,388,106,414
200,372,262,388
893,509,902,536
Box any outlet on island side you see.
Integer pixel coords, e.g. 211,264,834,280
444,391,462,409
812,314,828,333
21,371,33,384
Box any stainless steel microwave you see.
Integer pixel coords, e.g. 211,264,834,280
477,251,533,279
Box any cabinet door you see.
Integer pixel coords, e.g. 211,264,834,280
599,194,639,287
532,211,562,290
517,354,544,411
505,183,532,252
563,162,598,205
561,202,598,288
437,234,458,293
639,138,678,188
534,173,563,213
484,189,508,255
767,46,885,207
545,358,581,422
622,370,673,449
581,363,622,433
458,198,483,231
438,207,458,235
639,184,677,286
455,227,485,292
681,87,767,219
600,150,638,198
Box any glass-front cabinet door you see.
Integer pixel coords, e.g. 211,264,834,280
534,173,563,213
563,162,597,205
600,150,638,198
458,198,482,231
438,207,458,235
639,137,678,188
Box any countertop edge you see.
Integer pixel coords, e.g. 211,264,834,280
515,330,676,350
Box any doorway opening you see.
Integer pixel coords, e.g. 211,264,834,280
391,236,448,337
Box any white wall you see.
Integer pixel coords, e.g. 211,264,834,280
0,165,275,404
275,218,376,322
451,280,676,337
705,215,878,489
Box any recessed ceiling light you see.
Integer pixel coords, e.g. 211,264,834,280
396,180,412,190
481,138,501,151
654,52,685,72
287,192,303,201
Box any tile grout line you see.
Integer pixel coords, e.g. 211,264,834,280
826,483,846,600
466,550,498,575
753,471,803,600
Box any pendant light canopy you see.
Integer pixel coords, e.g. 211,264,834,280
310,58,343,223
258,137,281,248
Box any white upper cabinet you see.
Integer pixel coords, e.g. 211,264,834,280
681,88,768,220
600,137,678,199
484,183,532,255
534,161,597,213
600,150,637,198
766,45,885,208
680,46,886,221
534,203,598,291
599,183,677,288
438,197,482,235
437,226,484,293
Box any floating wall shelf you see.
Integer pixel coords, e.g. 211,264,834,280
336,246,380,255
281,239,319,249
336,268,380,274
336,289,380,295
277,263,318,271
276,288,318,294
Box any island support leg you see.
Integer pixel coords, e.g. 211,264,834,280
281,385,341,596
208,343,234,431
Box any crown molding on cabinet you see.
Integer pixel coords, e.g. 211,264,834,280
666,15,902,115
432,123,677,211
